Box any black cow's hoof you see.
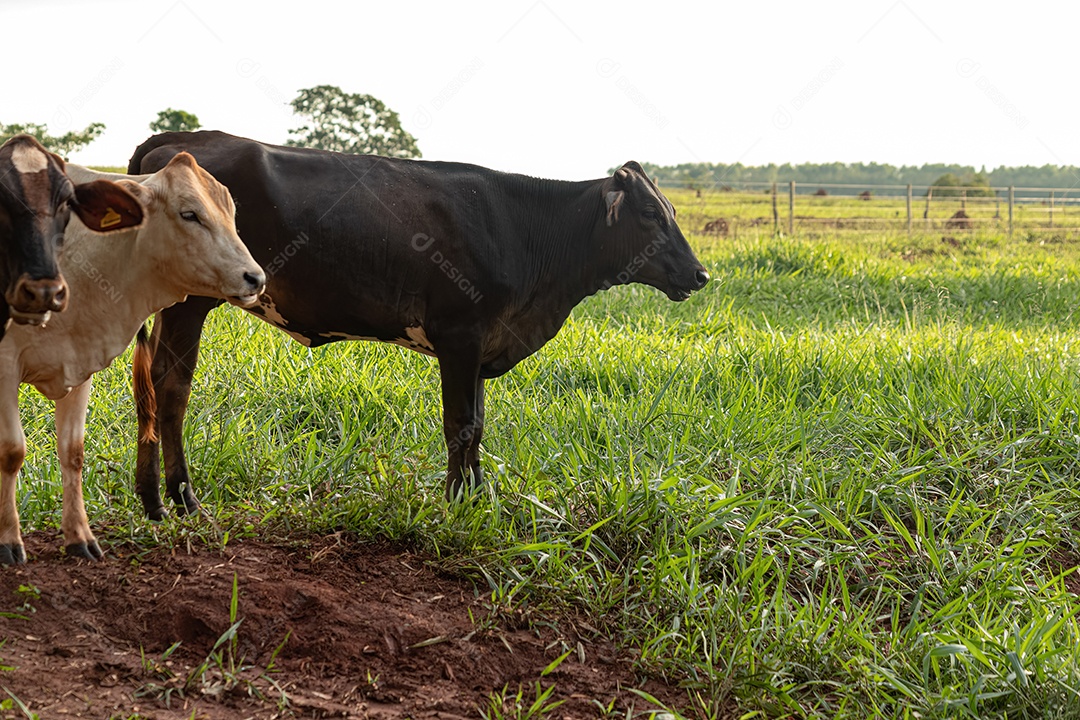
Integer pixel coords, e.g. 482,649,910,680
444,478,464,502
172,498,201,517
0,543,26,565
169,487,201,517
65,541,104,561
444,479,482,503
146,504,169,522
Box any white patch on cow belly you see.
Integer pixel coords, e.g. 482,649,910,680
254,295,312,347
11,144,47,173
282,329,312,346
318,331,380,342
257,296,288,326
404,326,435,354
315,326,437,357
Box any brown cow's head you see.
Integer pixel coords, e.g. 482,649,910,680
600,161,709,301
0,135,144,328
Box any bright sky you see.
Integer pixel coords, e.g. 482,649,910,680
5,1,1077,179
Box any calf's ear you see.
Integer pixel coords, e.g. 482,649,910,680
71,180,146,233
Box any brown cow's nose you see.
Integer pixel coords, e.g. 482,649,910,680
694,269,710,289
13,276,68,313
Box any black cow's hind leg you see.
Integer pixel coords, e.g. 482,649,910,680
465,379,485,489
135,299,217,519
438,347,484,500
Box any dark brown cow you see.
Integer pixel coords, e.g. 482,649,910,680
0,135,144,336
128,131,709,517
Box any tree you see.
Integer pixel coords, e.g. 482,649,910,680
150,108,201,133
0,121,105,158
286,85,420,158
928,172,995,198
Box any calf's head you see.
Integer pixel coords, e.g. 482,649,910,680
600,161,709,301
0,135,143,325
124,152,265,305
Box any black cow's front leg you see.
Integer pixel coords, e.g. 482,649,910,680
135,299,216,520
438,348,485,500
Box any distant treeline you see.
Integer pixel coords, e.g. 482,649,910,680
636,162,1080,193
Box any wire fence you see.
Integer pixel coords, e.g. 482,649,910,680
661,180,1080,238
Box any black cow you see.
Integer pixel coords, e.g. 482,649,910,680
128,131,708,518
0,135,144,336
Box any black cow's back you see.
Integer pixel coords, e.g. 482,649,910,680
130,132,520,353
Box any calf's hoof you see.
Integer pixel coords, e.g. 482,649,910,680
0,543,26,565
65,541,104,561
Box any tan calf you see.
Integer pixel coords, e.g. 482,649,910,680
0,152,265,563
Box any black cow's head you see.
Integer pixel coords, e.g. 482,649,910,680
0,135,144,328
600,161,709,301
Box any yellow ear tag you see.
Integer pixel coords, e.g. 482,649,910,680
100,208,122,229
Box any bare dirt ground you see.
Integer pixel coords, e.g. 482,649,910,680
0,531,686,719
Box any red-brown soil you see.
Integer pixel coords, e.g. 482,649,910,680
0,531,687,719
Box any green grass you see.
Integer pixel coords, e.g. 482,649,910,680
13,217,1080,718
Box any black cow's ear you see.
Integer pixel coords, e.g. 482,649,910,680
605,190,624,226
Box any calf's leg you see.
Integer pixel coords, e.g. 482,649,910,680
0,380,25,564
135,300,216,519
55,380,102,560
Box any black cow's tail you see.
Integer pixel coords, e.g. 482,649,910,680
133,323,158,444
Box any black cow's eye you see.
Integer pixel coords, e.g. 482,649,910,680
180,210,201,224
642,208,658,220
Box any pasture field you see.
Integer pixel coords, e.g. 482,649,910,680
7,196,1080,718
665,185,1079,240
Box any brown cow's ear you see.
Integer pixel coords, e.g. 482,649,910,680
71,179,146,233
605,190,624,227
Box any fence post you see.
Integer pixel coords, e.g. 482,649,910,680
906,184,913,236
788,181,795,236
1008,186,1014,237
772,182,779,236
1050,190,1055,228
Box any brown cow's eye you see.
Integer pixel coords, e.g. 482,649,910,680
180,211,201,224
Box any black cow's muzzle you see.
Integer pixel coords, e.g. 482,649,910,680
666,268,710,301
